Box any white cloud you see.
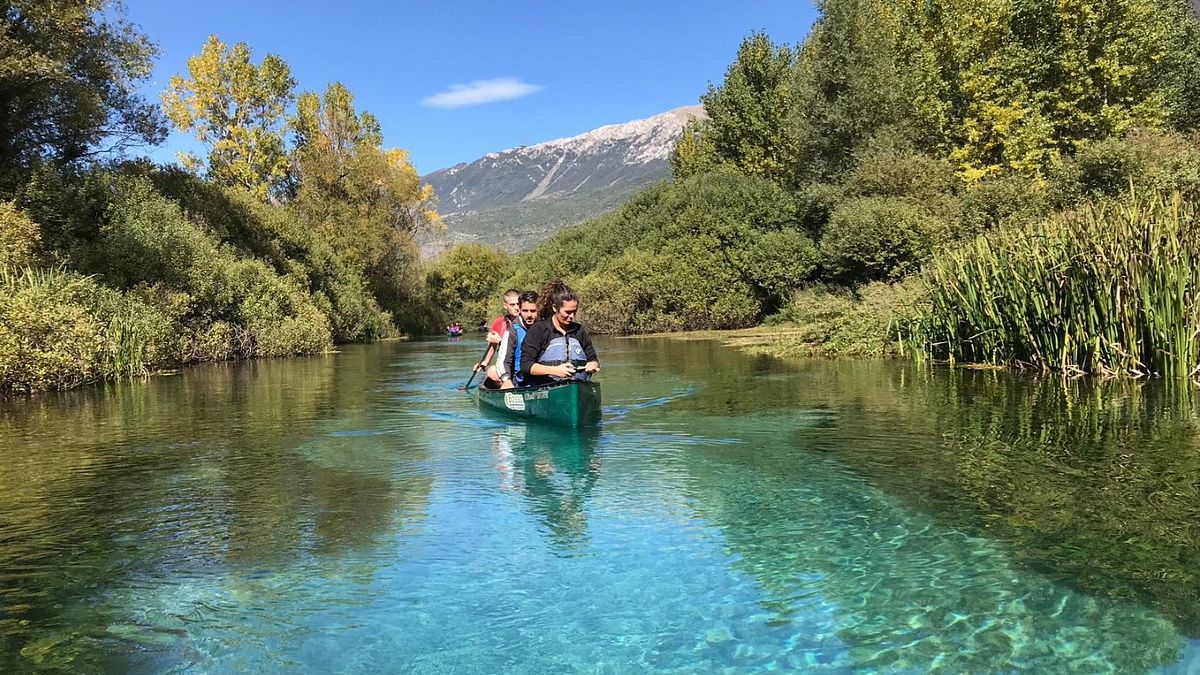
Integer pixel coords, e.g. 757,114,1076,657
421,77,545,109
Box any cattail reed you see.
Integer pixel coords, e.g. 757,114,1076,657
910,191,1200,379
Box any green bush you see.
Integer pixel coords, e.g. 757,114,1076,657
1048,130,1200,207
511,168,811,332
793,181,843,234
821,197,947,282
425,242,514,329
959,174,1049,236
0,201,40,267
844,152,959,203
578,244,762,334
770,281,926,356
150,168,392,342
0,263,198,393
0,266,108,393
736,229,821,302
99,178,213,288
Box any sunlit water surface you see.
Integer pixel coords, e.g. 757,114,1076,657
2,339,1200,673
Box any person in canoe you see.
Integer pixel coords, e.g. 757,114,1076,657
475,288,520,381
495,290,539,389
519,280,600,386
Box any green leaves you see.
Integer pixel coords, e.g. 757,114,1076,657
0,0,164,194
161,35,296,200
915,190,1200,378
699,33,801,186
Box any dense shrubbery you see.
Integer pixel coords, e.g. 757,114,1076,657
763,282,925,356
424,243,514,329
821,197,948,283
498,168,817,332
0,173,353,394
0,3,438,394
484,0,1200,376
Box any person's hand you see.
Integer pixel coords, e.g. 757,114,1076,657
551,363,575,379
486,330,501,345
500,379,515,390
584,361,600,374
473,361,486,372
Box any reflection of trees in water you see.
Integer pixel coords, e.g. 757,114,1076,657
623,342,1200,638
785,367,1200,635
493,424,601,551
674,414,1184,673
0,342,432,671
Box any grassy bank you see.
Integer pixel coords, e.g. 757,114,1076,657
665,189,1200,383
635,281,920,360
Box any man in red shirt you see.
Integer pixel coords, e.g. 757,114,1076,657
476,289,520,386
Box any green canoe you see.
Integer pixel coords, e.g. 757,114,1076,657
475,380,601,427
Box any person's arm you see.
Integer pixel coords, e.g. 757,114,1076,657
476,341,496,371
577,325,600,373
495,330,513,381
530,361,575,378
502,331,517,381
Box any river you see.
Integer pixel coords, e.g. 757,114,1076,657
1,337,1198,673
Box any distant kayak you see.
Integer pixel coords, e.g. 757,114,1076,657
475,380,601,428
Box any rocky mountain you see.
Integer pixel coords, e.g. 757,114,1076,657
421,105,704,255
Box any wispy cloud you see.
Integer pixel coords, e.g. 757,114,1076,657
421,77,545,109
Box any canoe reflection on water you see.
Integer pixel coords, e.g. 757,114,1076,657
488,420,602,550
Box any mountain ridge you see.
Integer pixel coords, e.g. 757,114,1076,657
421,105,704,255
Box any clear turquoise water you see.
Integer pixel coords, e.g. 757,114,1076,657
2,338,1199,673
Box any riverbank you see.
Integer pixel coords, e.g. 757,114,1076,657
623,281,913,361
626,324,878,360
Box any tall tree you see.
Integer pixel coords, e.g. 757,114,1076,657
161,35,294,200
0,0,164,194
290,82,440,322
698,33,801,187
789,0,933,183
923,0,1200,179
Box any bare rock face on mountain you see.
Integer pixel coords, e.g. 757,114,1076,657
421,105,704,256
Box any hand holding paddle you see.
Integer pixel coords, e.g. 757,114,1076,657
459,345,492,391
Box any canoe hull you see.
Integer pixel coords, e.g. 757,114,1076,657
475,380,601,427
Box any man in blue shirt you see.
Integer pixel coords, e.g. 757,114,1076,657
497,290,540,389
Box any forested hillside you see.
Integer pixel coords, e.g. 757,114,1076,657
473,0,1200,378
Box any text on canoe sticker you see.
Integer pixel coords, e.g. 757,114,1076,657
504,393,525,411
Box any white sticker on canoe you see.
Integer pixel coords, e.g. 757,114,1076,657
504,393,526,411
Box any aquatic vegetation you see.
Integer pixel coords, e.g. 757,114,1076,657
914,191,1200,378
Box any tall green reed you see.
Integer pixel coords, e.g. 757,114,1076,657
910,191,1200,379
1,264,159,393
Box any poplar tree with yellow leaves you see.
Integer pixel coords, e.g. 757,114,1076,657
290,81,441,325
161,35,295,200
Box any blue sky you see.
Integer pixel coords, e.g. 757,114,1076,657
127,1,818,175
